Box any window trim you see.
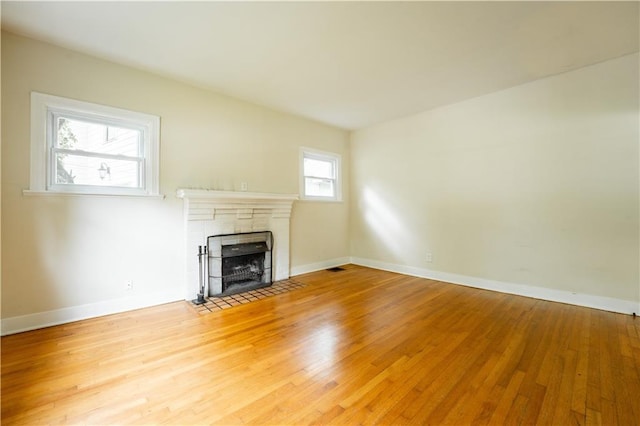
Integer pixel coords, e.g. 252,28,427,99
29,92,160,197
299,147,342,202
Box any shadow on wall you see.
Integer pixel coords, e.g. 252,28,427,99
28,195,76,311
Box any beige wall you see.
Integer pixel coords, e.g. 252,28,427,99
351,53,639,305
1,32,350,321
0,26,3,321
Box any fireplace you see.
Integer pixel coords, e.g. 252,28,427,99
176,189,297,301
208,231,273,296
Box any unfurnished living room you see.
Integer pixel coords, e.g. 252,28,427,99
1,1,639,425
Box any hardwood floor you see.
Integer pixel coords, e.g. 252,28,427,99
2,265,639,425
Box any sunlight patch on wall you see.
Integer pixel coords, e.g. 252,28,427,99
362,187,413,259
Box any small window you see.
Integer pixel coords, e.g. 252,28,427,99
300,148,341,201
29,92,160,196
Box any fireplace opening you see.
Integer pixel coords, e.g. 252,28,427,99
208,231,273,297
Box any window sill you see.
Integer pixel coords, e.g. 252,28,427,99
22,190,166,200
299,196,343,203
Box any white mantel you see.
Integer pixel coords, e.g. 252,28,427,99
176,189,298,299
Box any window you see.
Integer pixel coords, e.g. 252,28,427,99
29,92,160,196
300,148,342,201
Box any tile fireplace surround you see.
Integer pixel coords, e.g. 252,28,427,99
176,189,298,300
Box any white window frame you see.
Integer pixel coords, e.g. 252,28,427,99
299,147,342,202
28,92,160,197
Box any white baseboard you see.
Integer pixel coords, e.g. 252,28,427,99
290,257,351,277
350,257,639,316
4,258,636,335
1,290,183,336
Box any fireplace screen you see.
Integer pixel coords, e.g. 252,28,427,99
207,231,273,296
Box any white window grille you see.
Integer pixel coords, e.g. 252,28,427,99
300,148,342,201
29,92,160,196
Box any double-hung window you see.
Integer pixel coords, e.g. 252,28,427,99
300,148,342,201
29,92,160,196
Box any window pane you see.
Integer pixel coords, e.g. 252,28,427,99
54,153,140,188
57,117,141,157
305,177,335,197
304,157,334,179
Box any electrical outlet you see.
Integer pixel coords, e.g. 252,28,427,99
126,280,133,291
240,182,248,191
426,253,433,263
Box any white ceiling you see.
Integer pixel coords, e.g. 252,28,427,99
2,1,638,130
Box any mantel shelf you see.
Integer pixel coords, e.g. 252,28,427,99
176,189,299,204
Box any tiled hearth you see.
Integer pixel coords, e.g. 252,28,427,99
189,278,306,315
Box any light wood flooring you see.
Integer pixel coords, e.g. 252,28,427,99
2,265,639,425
